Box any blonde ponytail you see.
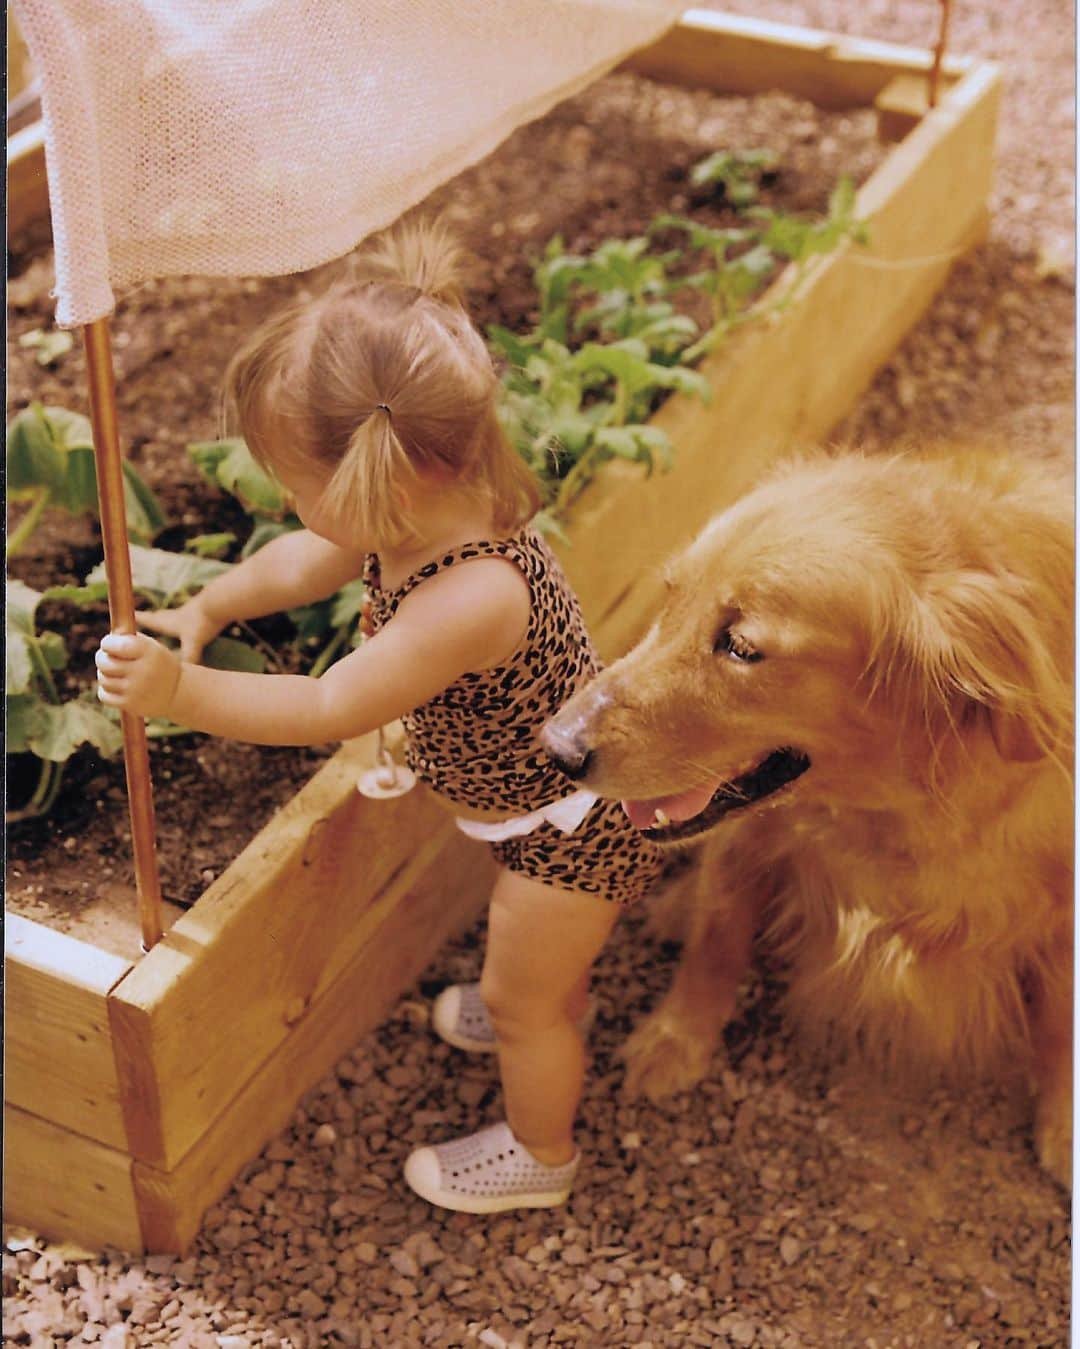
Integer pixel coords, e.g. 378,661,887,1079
352,216,468,307
226,217,542,546
322,408,419,546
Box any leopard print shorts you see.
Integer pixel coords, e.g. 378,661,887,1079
489,796,667,906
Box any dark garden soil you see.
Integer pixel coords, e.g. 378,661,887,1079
5,76,886,952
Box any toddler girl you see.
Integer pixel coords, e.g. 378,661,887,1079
95,221,666,1213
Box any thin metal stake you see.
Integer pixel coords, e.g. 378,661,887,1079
83,317,164,951
928,0,954,109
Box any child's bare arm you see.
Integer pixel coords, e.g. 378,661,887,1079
97,558,530,745
136,530,368,661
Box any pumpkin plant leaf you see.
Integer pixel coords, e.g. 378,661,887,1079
202,636,268,674
188,438,289,518
29,698,124,763
185,532,237,559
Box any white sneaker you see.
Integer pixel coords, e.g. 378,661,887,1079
431,982,596,1054
404,1121,579,1214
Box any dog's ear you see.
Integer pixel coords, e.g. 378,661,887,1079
886,567,1071,768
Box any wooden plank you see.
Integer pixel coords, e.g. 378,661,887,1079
7,120,49,238
132,828,493,1253
560,60,1001,660
4,1105,143,1253
4,914,133,1149
6,10,34,104
875,72,931,144
108,729,471,1170
621,9,970,108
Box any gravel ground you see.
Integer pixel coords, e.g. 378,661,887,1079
4,2,1073,1345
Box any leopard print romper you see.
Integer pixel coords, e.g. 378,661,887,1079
362,528,665,905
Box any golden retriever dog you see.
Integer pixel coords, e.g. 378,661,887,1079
541,448,1073,1184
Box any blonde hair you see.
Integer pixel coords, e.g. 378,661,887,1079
224,218,541,545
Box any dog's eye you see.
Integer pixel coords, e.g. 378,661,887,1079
715,628,762,663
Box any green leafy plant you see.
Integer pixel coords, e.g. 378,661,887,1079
690,148,779,207
494,331,710,527
6,403,166,558
490,157,866,526
660,172,868,360
186,437,363,670
6,579,123,822
61,545,272,675
6,148,869,820
18,328,75,367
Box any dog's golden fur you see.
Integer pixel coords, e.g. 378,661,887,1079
546,447,1074,1182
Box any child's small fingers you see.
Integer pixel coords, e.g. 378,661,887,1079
135,611,177,636
97,684,124,706
100,633,141,657
95,649,128,676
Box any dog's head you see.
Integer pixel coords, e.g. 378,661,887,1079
543,450,1073,845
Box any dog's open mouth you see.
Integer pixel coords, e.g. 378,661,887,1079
622,748,811,843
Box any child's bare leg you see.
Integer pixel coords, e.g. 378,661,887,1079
480,868,619,1166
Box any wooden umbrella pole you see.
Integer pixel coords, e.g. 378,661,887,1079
928,0,954,108
83,317,165,951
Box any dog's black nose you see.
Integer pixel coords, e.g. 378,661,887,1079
540,722,594,781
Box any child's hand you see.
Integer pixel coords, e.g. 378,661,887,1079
95,633,183,718
136,597,225,664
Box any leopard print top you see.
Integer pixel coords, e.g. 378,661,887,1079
362,528,600,812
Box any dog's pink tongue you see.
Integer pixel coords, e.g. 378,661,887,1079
621,783,720,830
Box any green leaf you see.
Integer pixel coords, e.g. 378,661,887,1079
242,516,302,558
18,328,74,366
572,343,655,394
330,578,366,630
6,630,33,695
202,636,267,674
187,438,232,481
548,412,596,458
42,405,95,452
188,438,288,517
593,424,673,474
40,581,110,608
828,174,856,222
38,631,68,671
185,532,237,559
529,509,570,545
655,365,712,403
57,446,101,516
287,599,333,641
122,461,168,541
6,578,43,635
86,544,231,604
7,404,164,539
487,325,538,370
6,693,44,753
29,698,124,762
6,404,66,496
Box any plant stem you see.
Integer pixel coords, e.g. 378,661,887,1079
6,759,63,824
237,621,284,672
26,636,60,705
6,488,50,559
310,625,349,678
552,455,596,521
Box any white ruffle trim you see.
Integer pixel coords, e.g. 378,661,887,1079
455,789,598,842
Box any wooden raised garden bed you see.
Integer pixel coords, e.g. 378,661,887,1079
4,10,1000,1254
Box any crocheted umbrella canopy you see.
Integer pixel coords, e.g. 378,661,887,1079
13,0,686,327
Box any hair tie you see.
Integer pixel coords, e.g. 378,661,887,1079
375,403,391,415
